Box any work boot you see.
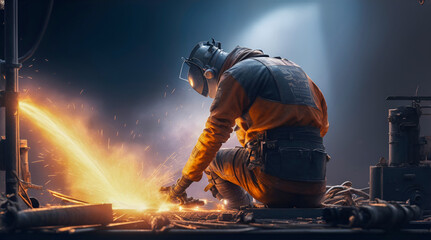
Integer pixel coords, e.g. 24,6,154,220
209,172,252,210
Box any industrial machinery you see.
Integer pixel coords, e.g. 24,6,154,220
370,96,431,211
0,0,430,239
0,0,53,208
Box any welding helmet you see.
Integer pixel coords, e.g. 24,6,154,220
179,39,229,98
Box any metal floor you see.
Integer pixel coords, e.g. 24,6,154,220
1,208,430,240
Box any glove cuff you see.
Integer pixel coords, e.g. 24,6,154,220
172,176,193,195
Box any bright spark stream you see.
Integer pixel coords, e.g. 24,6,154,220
20,101,172,210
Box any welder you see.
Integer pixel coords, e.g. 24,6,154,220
164,39,329,209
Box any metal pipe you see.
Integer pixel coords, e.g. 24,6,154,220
19,139,31,183
4,0,20,203
4,204,113,230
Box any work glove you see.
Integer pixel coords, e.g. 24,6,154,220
160,176,193,205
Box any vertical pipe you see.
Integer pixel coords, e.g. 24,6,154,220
20,139,30,183
4,0,20,202
369,166,382,201
19,139,30,183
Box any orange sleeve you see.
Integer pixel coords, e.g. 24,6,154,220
320,95,329,137
182,74,250,181
309,80,329,137
235,123,247,147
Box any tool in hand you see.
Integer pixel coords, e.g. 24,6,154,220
160,176,205,208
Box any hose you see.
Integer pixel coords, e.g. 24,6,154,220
18,0,54,63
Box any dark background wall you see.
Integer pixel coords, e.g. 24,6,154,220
1,0,431,201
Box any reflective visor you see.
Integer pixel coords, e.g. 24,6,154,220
179,58,208,96
178,58,191,82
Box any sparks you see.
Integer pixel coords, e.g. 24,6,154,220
20,101,173,210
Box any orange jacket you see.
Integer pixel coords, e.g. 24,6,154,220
182,47,329,181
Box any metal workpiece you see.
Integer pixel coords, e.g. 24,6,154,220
2,204,113,230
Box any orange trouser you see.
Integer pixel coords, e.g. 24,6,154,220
206,147,326,208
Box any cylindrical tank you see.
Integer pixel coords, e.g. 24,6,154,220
388,106,420,166
369,166,382,200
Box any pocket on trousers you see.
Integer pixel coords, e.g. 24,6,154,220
263,147,327,182
263,149,282,176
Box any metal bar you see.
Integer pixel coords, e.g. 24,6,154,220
4,0,20,203
47,189,89,205
5,204,113,230
386,96,431,101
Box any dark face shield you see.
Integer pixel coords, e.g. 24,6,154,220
179,58,209,97
179,40,229,98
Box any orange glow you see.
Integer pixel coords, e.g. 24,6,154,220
19,101,173,210
188,77,194,88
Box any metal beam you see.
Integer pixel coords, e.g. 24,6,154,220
4,0,21,203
